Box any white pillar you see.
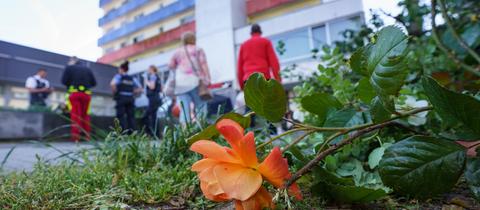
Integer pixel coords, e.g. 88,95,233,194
195,0,247,84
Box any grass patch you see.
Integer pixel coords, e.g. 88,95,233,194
0,121,215,209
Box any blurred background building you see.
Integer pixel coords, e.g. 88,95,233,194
97,0,365,85
0,40,117,116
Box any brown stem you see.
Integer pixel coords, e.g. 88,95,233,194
430,0,480,76
284,107,433,188
438,0,480,63
391,122,429,136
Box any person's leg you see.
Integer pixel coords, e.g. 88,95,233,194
81,93,92,140
177,93,192,124
142,105,150,135
116,99,127,131
148,97,160,136
69,93,81,142
191,87,207,120
126,99,136,132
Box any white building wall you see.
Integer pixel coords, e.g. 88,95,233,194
129,0,364,87
235,0,364,44
195,0,247,84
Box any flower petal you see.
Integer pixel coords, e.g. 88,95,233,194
216,119,244,150
192,158,219,172
198,167,229,201
200,181,229,201
258,147,290,188
213,163,262,201
190,140,241,164
237,132,259,168
236,187,275,210
216,119,258,168
289,183,303,200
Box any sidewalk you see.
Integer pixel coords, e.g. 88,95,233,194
0,141,90,172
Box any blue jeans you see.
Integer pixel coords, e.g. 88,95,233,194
177,87,207,123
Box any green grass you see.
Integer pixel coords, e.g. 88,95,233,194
0,120,215,209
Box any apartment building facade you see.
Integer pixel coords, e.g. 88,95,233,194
97,0,365,86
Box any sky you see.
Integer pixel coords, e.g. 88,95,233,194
0,0,401,62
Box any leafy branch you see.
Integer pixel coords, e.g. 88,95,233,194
283,106,432,188
430,0,480,76
438,0,480,63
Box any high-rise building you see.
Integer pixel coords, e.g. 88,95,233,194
97,0,364,85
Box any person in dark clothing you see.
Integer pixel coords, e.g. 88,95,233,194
25,68,53,108
111,61,142,133
142,65,162,136
61,56,97,142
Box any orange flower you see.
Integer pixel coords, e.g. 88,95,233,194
190,119,302,209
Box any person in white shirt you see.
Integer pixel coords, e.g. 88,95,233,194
25,68,53,107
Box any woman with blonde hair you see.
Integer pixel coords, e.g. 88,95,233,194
168,31,211,123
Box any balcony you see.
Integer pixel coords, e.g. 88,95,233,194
98,0,195,46
246,0,298,15
99,0,150,26
98,21,195,64
99,0,113,7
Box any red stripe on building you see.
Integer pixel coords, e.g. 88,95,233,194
98,21,196,64
246,0,297,15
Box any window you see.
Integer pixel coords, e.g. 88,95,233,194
159,3,164,9
105,47,114,54
180,15,194,25
133,34,144,43
120,42,127,48
312,25,327,49
270,28,310,61
329,16,362,42
121,20,129,27
106,27,114,33
134,13,144,21
159,27,164,33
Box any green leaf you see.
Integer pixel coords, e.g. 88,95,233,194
357,78,376,103
187,112,251,145
422,77,480,136
349,45,370,76
217,112,251,129
465,157,480,201
367,26,409,98
244,73,287,122
187,125,218,145
324,108,365,144
370,97,392,123
325,155,338,172
368,143,392,169
312,181,387,203
379,136,466,199
324,108,364,128
301,93,342,123
312,166,355,186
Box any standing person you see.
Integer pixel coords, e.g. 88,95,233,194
25,68,53,108
237,23,281,89
61,56,97,142
111,61,142,133
168,32,211,124
237,24,282,132
142,65,162,136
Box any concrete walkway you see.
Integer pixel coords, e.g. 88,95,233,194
0,141,90,172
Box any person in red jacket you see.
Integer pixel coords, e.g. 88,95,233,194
237,24,281,89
